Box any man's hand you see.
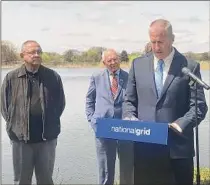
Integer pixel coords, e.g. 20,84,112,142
169,122,182,133
123,116,139,121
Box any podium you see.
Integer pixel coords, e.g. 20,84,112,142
96,118,173,184
96,118,168,145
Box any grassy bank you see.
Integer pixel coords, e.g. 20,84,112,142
1,61,210,70
1,62,99,69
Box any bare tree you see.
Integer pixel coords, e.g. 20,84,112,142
1,40,18,65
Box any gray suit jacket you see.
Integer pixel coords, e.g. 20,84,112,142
123,48,208,158
86,68,128,133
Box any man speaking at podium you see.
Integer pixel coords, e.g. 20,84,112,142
123,19,207,185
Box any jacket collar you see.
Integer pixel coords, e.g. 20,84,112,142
17,64,43,78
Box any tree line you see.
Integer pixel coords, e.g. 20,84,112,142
1,40,209,65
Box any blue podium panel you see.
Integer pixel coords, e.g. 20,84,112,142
96,118,168,145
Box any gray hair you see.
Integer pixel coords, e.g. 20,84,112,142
101,49,118,62
101,51,106,62
21,40,40,52
144,42,152,54
149,19,174,41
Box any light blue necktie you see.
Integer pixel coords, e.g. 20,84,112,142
155,59,164,98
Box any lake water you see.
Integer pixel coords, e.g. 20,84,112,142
1,68,209,184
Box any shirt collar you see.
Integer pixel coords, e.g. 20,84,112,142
18,64,42,77
25,67,39,74
107,68,120,76
154,47,175,69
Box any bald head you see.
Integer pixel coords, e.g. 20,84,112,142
149,19,174,59
149,19,174,41
102,49,120,73
21,40,41,53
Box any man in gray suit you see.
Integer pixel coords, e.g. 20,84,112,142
123,19,208,185
85,49,133,185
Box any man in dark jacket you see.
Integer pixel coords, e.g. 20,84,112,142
1,40,65,185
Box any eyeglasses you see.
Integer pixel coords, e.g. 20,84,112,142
24,50,43,56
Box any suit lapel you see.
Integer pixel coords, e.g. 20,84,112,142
103,69,114,101
157,50,182,102
115,69,124,100
148,54,158,98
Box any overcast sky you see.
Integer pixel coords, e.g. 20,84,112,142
2,1,209,54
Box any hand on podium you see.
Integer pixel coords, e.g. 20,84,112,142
123,116,139,121
168,122,189,140
169,122,182,133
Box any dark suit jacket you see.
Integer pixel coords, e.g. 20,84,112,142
123,48,208,159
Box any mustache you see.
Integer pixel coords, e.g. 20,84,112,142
32,57,41,60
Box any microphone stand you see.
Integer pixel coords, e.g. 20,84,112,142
189,79,200,185
195,82,200,185
184,67,210,185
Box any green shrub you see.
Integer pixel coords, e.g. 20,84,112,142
194,168,210,185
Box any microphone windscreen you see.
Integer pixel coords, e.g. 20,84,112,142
182,67,191,75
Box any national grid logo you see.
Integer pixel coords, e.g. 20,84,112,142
111,126,151,136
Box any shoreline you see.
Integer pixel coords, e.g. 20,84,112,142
1,61,210,70
0,62,132,70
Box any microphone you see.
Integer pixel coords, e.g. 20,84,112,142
182,67,210,90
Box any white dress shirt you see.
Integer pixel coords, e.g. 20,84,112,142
153,48,182,132
153,48,175,85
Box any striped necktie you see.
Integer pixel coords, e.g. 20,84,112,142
155,59,164,98
111,72,118,98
